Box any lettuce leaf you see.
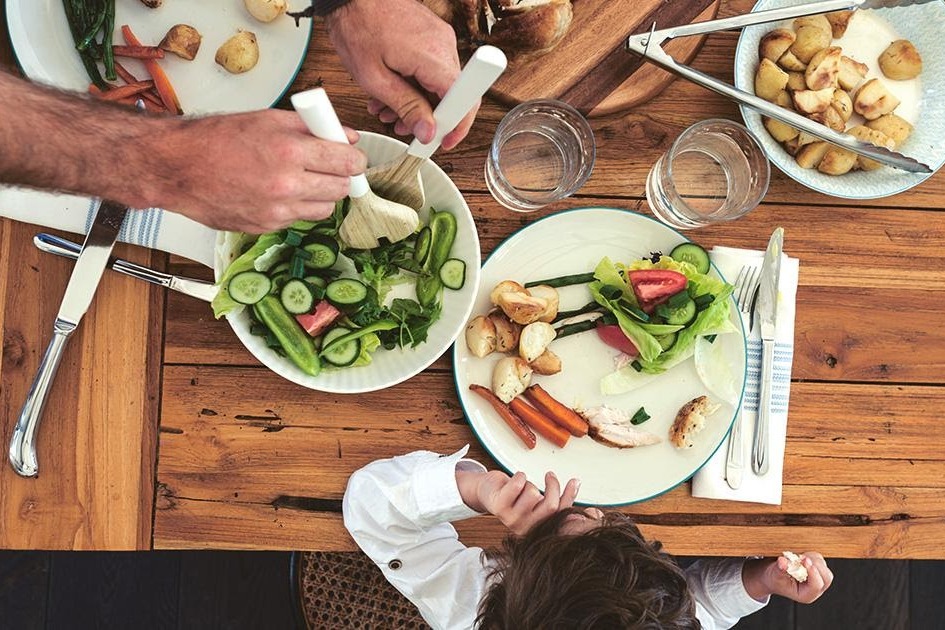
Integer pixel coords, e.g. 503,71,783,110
588,282,662,362
351,333,381,367
212,232,284,318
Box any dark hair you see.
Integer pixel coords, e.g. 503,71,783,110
476,509,699,630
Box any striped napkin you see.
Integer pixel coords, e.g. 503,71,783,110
0,187,218,267
690,245,800,505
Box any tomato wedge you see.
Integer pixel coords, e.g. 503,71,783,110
627,269,687,307
595,324,639,357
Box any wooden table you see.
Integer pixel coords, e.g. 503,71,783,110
2,0,945,555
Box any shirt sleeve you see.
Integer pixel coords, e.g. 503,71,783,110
686,558,770,629
342,447,489,630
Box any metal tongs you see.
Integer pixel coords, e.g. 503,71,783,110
626,0,935,173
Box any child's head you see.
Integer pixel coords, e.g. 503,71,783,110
477,508,698,629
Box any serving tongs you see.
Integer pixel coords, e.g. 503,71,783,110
626,0,935,173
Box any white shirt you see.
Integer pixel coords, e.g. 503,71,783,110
343,447,768,629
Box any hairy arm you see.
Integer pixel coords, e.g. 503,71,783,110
0,70,366,232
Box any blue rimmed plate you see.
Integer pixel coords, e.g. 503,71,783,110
452,208,747,506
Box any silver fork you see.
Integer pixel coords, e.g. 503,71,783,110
725,264,761,490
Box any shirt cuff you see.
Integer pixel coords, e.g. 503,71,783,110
410,445,485,527
723,558,770,614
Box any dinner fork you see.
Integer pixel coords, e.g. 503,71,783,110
725,264,761,490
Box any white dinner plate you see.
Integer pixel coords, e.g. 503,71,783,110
733,0,945,199
452,208,747,506
215,132,481,394
6,0,312,113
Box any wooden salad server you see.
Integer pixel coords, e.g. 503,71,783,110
291,88,419,250
366,45,508,211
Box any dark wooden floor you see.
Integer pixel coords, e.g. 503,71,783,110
1,552,943,629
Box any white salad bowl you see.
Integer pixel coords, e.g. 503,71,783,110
214,132,481,393
733,0,945,199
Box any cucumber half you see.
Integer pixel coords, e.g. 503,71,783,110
321,326,361,367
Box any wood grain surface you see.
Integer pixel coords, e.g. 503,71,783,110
4,0,945,555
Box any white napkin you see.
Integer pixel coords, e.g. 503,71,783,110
0,186,218,267
690,245,800,505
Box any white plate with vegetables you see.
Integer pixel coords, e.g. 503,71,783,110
213,131,480,393
6,0,311,113
453,208,747,506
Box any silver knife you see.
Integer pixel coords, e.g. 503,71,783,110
751,227,784,476
9,200,129,477
33,233,217,303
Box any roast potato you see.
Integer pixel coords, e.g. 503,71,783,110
853,78,901,120
865,113,913,147
825,10,854,38
525,284,560,323
847,125,895,171
787,71,807,92
878,39,922,80
530,349,562,375
215,31,259,74
792,87,834,114
763,117,800,143
488,312,522,352
805,46,841,90
795,141,830,169
838,55,868,91
774,89,794,110
790,24,831,63
244,0,287,23
490,280,527,305
818,146,857,175
755,58,790,101
793,14,832,37
465,315,496,358
810,106,846,132
759,28,796,62
778,50,808,72
160,24,201,60
519,322,556,363
831,88,853,122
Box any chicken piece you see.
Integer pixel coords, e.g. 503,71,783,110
579,406,661,449
782,551,809,583
669,395,720,449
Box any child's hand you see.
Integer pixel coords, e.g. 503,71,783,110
743,552,834,604
456,469,580,536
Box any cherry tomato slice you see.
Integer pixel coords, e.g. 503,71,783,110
595,324,639,357
627,269,687,305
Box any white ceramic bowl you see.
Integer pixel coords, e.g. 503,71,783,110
734,0,945,199
214,132,481,393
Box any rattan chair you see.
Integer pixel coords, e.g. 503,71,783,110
291,551,431,629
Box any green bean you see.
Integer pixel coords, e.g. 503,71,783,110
551,302,604,324
524,272,596,289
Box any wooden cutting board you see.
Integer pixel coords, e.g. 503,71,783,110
488,0,722,117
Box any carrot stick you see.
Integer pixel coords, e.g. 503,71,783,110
113,45,165,59
509,398,570,448
113,60,140,84
141,89,164,108
121,25,182,115
524,384,589,437
469,385,536,450
88,84,104,95
98,81,155,101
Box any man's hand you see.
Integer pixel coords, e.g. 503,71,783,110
325,0,477,151
456,469,580,536
144,109,366,232
743,552,834,604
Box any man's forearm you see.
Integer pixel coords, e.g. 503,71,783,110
0,69,179,207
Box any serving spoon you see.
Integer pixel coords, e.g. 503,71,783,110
291,88,419,250
366,45,508,210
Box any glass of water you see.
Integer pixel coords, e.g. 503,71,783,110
485,99,596,213
646,119,770,230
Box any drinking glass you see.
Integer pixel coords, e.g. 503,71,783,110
646,119,770,230
485,99,596,212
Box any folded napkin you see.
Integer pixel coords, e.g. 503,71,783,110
0,187,218,268
690,245,800,505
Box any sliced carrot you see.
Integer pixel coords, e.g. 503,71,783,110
524,384,589,437
121,25,182,115
509,398,570,448
113,45,165,59
469,385,536,450
113,61,140,84
98,81,155,101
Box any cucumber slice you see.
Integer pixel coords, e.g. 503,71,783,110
303,236,339,269
228,271,272,305
321,326,361,367
325,278,368,311
303,275,328,289
656,298,697,326
280,279,315,315
656,332,678,351
438,258,466,290
670,243,711,274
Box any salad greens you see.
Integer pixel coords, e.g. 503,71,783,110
213,201,463,375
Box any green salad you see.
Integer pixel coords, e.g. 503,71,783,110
213,201,465,377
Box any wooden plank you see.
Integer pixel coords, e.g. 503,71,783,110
287,6,945,211
46,552,180,628
0,221,162,549
178,552,295,630
165,201,945,384
795,559,909,630
0,551,49,630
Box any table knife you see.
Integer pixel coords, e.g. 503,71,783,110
751,227,784,476
33,233,217,303
9,200,129,477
